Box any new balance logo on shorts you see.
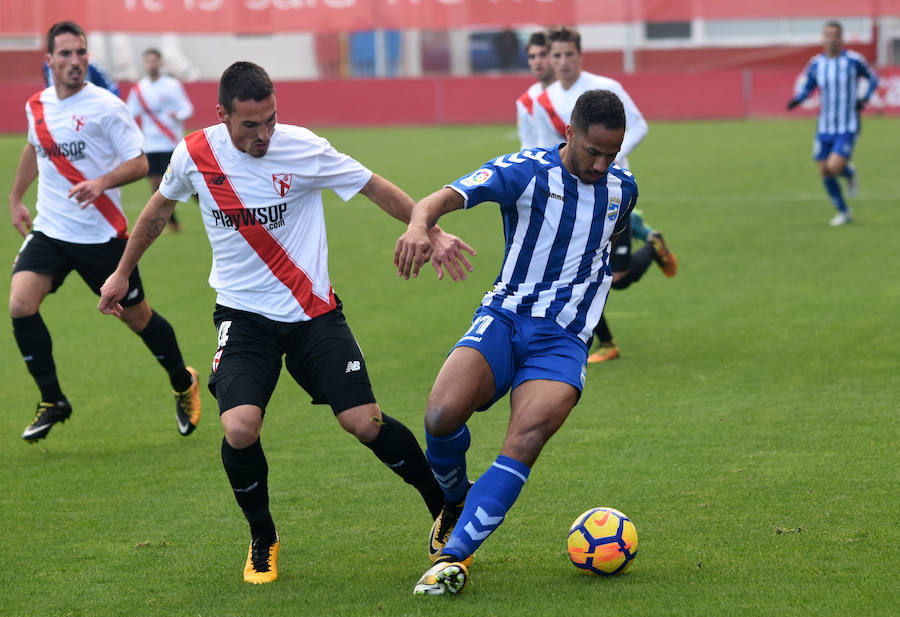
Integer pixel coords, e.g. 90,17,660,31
345,361,361,373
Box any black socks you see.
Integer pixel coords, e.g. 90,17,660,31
138,310,192,391
365,413,445,519
221,437,276,542
12,313,63,402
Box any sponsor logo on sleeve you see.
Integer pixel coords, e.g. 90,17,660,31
163,164,174,185
460,168,493,187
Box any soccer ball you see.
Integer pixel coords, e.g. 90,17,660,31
566,507,638,576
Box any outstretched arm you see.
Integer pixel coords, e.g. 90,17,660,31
360,174,476,281
9,143,38,237
98,191,176,317
394,187,466,280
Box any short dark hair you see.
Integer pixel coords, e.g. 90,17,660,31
218,61,274,114
571,90,625,133
548,26,581,53
824,20,843,35
47,21,85,54
526,30,548,49
143,48,162,59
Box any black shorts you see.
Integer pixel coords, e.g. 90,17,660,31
208,302,376,416
146,151,173,177
609,218,634,273
11,231,145,307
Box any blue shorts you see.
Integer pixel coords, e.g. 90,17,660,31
452,305,588,410
813,133,856,162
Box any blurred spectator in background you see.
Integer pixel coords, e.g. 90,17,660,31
493,29,520,70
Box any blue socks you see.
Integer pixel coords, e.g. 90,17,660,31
823,176,848,213
425,425,471,504
443,455,530,561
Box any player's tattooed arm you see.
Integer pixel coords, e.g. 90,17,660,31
145,216,167,240
98,192,177,316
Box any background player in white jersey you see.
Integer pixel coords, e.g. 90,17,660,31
536,26,676,363
394,90,636,595
516,30,554,150
787,21,878,226
8,21,201,443
127,48,194,231
98,61,476,584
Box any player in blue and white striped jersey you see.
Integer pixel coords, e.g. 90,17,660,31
395,90,635,595
788,21,879,226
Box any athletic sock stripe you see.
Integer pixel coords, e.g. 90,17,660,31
28,94,129,239
184,130,336,318
491,461,528,483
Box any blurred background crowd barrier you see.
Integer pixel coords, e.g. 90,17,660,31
1,0,898,130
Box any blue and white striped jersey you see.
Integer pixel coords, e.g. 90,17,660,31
794,50,878,135
448,145,637,344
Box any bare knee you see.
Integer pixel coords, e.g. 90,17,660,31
424,398,468,438
337,404,382,442
9,272,50,318
9,295,39,318
221,406,263,449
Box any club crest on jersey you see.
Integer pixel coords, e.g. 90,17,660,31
72,114,87,132
272,173,293,197
607,201,620,221
460,168,493,187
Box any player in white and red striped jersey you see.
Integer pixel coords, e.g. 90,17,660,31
9,21,202,444
127,48,194,231
515,30,554,150
535,26,676,365
98,61,476,585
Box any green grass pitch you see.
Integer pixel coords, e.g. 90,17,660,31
1,117,898,616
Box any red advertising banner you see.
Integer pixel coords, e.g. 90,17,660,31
2,0,898,36
1,68,897,133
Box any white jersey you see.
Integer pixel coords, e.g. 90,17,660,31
160,123,373,322
533,71,648,167
26,83,144,243
127,75,194,153
516,81,544,150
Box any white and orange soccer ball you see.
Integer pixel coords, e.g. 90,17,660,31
566,507,638,576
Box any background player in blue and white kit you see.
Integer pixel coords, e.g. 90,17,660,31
787,20,878,226
100,61,476,585
395,90,636,595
